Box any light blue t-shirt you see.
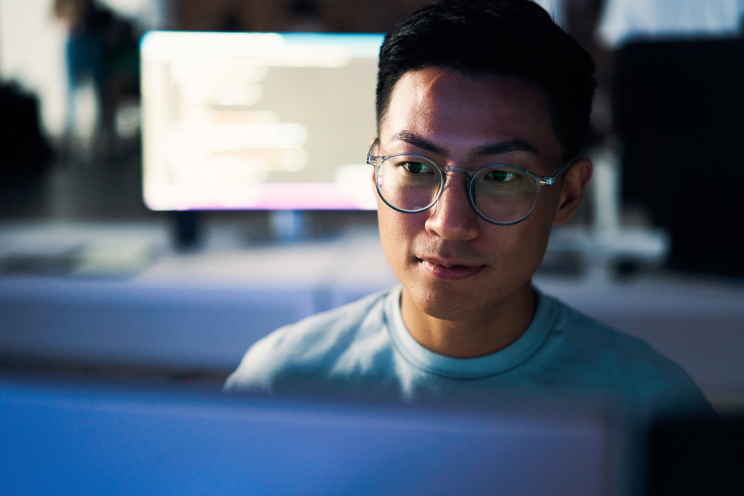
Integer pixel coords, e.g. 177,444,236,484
225,286,714,418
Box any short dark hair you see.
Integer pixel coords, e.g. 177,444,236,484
376,0,596,161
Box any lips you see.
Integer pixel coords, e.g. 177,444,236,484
418,257,484,280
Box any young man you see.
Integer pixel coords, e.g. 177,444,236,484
225,0,713,418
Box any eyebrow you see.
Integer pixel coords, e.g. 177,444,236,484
389,131,540,158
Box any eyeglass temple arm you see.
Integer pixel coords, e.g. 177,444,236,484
538,158,575,186
367,138,380,164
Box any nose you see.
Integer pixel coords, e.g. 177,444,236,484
425,171,480,241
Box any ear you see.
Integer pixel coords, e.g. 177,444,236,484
553,157,592,226
369,137,378,187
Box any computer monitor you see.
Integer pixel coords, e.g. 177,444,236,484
0,378,627,495
141,32,383,212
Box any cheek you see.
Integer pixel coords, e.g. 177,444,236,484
481,190,557,263
377,202,404,266
536,186,563,230
507,194,557,264
377,201,425,269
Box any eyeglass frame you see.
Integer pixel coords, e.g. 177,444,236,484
367,138,574,226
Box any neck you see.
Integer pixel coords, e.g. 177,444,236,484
400,281,537,358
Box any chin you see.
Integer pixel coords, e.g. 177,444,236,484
407,283,489,322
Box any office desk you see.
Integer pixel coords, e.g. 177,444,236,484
1,222,743,408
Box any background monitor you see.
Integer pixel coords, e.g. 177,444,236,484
141,31,383,212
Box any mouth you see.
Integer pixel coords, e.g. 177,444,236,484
417,257,485,280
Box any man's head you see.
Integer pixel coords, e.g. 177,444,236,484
371,0,596,355
376,0,595,163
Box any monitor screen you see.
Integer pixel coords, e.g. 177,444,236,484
140,32,383,211
0,379,622,496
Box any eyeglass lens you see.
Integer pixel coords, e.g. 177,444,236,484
376,155,538,224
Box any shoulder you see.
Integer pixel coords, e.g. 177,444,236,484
223,288,392,394
550,296,680,376
542,293,714,416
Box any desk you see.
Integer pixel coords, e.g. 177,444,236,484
1,222,743,409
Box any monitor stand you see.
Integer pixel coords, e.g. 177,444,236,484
269,210,304,243
173,211,200,249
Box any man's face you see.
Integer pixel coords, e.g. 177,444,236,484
376,67,570,322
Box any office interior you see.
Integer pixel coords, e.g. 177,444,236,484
1,0,743,494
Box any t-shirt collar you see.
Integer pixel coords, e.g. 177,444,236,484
384,285,557,379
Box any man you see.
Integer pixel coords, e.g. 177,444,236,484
225,0,713,418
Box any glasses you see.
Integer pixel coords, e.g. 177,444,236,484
367,139,572,226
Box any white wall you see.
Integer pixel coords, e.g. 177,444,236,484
0,0,68,136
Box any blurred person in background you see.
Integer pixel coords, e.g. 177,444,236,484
54,0,140,160
225,0,715,422
54,0,111,157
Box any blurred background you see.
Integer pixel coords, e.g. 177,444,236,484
0,0,743,418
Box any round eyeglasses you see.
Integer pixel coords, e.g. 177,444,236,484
367,139,572,226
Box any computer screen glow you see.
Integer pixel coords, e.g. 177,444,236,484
141,32,383,211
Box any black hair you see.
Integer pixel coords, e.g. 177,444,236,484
376,0,596,161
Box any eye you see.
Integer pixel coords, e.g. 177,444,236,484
485,169,518,182
401,161,431,174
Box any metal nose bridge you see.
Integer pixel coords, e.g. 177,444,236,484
444,166,473,175
441,166,475,193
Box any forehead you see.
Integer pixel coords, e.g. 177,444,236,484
380,68,561,161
